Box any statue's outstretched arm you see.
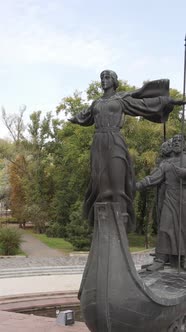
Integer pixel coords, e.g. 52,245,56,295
136,167,164,191
68,105,94,127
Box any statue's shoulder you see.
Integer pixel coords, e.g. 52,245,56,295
115,91,131,99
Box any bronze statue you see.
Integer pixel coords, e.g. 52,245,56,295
158,139,173,163
69,70,183,232
156,139,173,226
69,71,186,332
136,134,186,271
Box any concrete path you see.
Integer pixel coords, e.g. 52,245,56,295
20,231,63,257
0,274,82,297
0,310,89,332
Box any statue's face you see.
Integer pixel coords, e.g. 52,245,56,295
101,72,114,91
161,141,172,156
172,136,183,154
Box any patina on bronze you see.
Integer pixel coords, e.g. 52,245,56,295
69,69,186,332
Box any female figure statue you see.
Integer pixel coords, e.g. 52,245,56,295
69,70,182,231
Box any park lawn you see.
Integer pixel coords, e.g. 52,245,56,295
30,232,73,252
128,233,156,252
28,230,156,253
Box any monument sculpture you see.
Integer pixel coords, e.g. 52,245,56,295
137,134,186,271
69,70,186,332
156,139,173,228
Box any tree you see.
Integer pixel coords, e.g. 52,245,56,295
1,106,26,144
22,111,55,232
4,110,56,232
8,155,27,228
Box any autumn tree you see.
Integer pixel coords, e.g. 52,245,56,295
8,155,27,228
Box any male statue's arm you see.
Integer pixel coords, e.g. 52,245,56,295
136,167,164,191
174,164,186,179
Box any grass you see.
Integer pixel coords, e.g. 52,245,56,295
28,231,73,253
128,233,156,252
26,229,156,253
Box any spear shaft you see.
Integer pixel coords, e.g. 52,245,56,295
178,35,186,273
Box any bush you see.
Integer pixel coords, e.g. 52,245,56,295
0,217,18,224
0,227,23,255
46,222,66,238
66,200,92,251
23,204,47,234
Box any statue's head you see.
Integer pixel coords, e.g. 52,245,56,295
100,70,119,90
160,139,172,157
172,134,184,154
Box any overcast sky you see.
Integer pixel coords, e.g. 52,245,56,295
0,0,186,138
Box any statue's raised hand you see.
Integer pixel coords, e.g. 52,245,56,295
68,117,77,124
136,182,143,191
170,99,186,106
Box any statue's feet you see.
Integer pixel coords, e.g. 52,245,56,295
169,256,186,270
181,258,186,271
146,259,165,272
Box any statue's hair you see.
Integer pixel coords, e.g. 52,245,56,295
100,70,119,90
172,133,185,141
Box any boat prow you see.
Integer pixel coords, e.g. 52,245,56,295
79,202,186,332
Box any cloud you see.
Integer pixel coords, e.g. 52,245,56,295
0,1,117,68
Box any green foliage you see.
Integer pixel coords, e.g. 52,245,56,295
0,216,17,224
66,201,92,250
0,227,23,255
56,91,89,117
23,204,48,234
30,232,73,252
128,232,156,252
86,81,102,100
49,121,93,227
8,154,27,227
46,222,66,238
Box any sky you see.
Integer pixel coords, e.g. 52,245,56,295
0,0,186,138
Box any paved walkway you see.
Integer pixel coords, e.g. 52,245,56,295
0,274,82,297
20,231,63,257
0,311,89,332
0,228,153,270
0,256,87,268
0,227,153,297
0,228,88,269
0,228,86,297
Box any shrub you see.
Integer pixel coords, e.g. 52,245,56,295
46,222,66,238
0,227,23,255
66,200,92,251
0,217,18,224
23,204,48,234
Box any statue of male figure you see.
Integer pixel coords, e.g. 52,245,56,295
136,134,186,271
156,139,173,227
